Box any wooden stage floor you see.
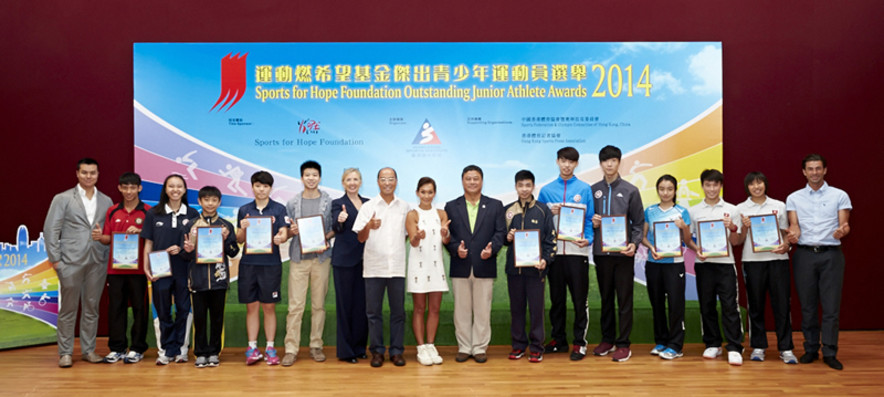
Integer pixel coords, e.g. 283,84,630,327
3,331,883,396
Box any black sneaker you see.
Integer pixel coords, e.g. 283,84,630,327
509,349,526,360
570,345,587,361
799,352,819,364
544,340,568,354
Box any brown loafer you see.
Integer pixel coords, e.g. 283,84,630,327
455,352,471,362
370,352,384,367
473,353,488,363
391,354,406,366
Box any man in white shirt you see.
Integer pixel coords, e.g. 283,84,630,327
353,167,410,368
43,158,113,367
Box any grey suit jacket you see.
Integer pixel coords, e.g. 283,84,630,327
43,186,113,265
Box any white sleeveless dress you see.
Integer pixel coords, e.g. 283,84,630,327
406,207,449,293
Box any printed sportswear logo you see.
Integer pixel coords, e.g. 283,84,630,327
210,52,248,112
412,119,441,145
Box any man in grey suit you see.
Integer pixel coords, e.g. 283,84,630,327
43,158,113,367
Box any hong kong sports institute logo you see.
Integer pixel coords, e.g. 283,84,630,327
411,119,442,145
210,52,248,112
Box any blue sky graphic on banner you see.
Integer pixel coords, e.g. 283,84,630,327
134,42,723,300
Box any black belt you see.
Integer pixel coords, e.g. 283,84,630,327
797,245,840,253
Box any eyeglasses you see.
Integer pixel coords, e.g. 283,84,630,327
379,177,397,183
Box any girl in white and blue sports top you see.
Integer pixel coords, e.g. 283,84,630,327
640,175,692,360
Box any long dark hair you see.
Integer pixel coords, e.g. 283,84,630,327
153,174,189,214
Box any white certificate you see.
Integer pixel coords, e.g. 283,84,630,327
653,221,682,258
297,215,328,255
513,229,541,268
148,250,172,279
112,233,139,270
245,216,273,254
697,220,729,258
750,214,781,253
557,205,585,241
600,215,628,253
196,226,224,264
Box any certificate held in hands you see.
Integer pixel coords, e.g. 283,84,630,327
600,215,628,253
653,221,682,258
196,226,224,264
749,214,781,253
148,250,172,279
112,233,139,270
513,229,541,267
557,205,585,242
697,220,729,258
246,216,273,254
297,215,328,255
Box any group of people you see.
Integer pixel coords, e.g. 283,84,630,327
43,147,850,371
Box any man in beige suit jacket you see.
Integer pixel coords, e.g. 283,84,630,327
43,158,113,367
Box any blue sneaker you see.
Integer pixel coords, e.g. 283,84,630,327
245,347,264,365
659,348,683,360
650,345,665,355
265,347,280,365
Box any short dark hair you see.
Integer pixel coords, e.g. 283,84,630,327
557,147,579,162
198,185,222,200
300,160,322,177
251,170,274,186
656,174,678,193
118,172,141,186
700,169,724,183
598,145,621,162
416,177,436,192
77,157,98,170
802,153,827,169
743,172,768,195
377,167,397,179
462,165,483,178
515,170,535,184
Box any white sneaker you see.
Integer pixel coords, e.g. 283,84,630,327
174,354,188,363
728,351,743,366
750,348,765,362
427,344,443,365
156,355,171,365
416,345,434,366
650,344,665,355
780,350,798,364
702,347,722,359
104,351,124,363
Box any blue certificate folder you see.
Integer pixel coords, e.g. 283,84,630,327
557,205,585,241
196,226,224,264
601,215,628,252
245,216,273,254
653,221,682,257
514,229,541,267
148,250,172,279
750,214,781,252
697,220,729,257
112,233,139,270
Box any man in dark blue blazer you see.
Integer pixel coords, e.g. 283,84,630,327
444,165,506,363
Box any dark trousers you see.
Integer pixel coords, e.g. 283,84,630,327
191,289,226,357
365,277,405,356
107,274,149,354
743,260,794,351
645,262,686,352
334,264,368,359
547,255,589,346
695,262,743,352
151,264,191,358
793,247,844,357
507,273,546,353
594,255,634,347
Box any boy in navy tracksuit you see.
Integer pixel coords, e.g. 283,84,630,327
182,186,240,367
504,170,556,363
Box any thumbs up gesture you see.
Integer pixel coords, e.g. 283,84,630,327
369,212,381,229
91,223,102,241
480,242,493,260
833,222,850,240
457,240,468,259
338,204,349,223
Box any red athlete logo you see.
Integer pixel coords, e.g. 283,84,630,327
210,52,248,112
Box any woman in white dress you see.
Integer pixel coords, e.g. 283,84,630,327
406,177,451,366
